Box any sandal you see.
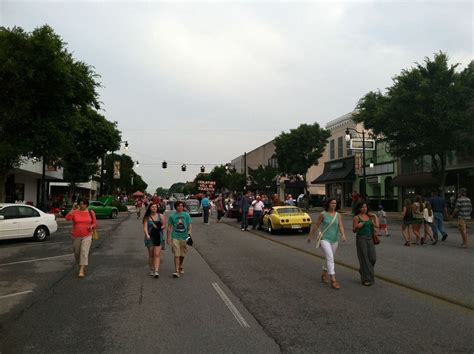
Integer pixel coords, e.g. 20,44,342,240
331,280,341,290
321,272,329,284
404,242,410,246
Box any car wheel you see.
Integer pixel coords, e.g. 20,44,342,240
302,227,310,234
268,222,277,235
33,226,49,241
111,210,118,219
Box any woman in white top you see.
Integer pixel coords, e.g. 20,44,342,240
423,201,436,244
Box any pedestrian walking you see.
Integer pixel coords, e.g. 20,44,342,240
377,205,389,236
251,195,265,230
352,202,379,286
422,201,436,244
450,188,472,248
429,190,449,242
239,191,251,231
216,193,225,222
412,195,424,244
308,198,347,289
65,198,96,278
135,198,143,219
143,203,165,278
167,201,193,278
401,198,414,246
201,194,210,224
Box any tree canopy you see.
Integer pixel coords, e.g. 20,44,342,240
103,154,146,195
248,165,278,192
274,123,330,186
0,25,120,202
354,52,474,189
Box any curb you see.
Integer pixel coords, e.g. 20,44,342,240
220,217,473,311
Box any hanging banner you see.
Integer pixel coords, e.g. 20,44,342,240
198,180,216,192
113,161,121,179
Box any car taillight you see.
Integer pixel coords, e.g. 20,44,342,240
281,219,285,223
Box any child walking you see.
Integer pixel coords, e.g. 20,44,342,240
377,205,389,236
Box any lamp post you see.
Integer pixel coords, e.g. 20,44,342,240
100,141,129,197
345,128,367,198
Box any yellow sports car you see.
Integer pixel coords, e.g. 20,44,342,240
262,206,312,234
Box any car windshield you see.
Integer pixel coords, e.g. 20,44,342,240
186,200,200,206
91,202,104,207
277,207,301,214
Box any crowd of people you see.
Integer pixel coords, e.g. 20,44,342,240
63,187,470,283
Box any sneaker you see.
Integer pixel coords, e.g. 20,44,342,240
154,271,160,279
179,268,184,274
241,228,245,231
172,272,181,278
442,234,448,241
432,240,438,245
149,270,155,276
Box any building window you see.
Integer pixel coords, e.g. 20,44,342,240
330,139,335,160
346,141,352,156
337,137,343,158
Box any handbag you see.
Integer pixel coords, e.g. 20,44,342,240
89,211,99,240
372,229,380,245
315,212,338,248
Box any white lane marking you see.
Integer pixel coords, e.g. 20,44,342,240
0,240,71,249
0,290,33,299
0,254,73,267
212,282,250,328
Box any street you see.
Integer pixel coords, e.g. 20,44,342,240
0,211,473,353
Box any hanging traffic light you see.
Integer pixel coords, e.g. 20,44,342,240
200,165,205,173
181,164,187,172
162,161,167,169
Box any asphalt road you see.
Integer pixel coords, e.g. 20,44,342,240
1,212,473,353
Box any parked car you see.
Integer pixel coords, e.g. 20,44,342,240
227,201,241,219
0,203,58,241
185,199,202,217
61,196,118,219
262,206,312,234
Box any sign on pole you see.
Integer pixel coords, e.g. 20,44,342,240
113,161,121,179
350,139,376,150
198,180,216,192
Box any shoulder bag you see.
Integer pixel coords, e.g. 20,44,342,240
89,210,99,240
315,212,338,248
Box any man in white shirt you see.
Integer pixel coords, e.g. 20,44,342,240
252,195,265,230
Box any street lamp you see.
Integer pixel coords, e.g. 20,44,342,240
345,128,368,198
100,140,129,197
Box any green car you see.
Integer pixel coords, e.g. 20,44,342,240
61,197,119,219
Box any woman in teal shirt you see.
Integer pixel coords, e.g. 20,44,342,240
307,198,347,289
352,202,379,286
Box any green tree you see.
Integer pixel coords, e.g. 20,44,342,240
155,187,169,196
103,154,144,195
248,165,279,191
354,52,474,193
274,123,330,191
62,108,121,197
169,182,185,194
0,25,102,202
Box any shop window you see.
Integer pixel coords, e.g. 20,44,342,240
330,140,335,160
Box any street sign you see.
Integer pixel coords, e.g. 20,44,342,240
350,139,375,150
198,180,216,192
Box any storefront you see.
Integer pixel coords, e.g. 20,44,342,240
311,156,356,208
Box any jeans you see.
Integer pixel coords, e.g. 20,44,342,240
203,206,210,223
321,240,339,275
241,209,249,229
252,210,262,229
356,236,376,284
431,212,447,240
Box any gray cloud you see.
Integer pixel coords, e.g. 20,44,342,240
2,1,472,190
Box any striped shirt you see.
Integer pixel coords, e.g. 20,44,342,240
455,196,472,219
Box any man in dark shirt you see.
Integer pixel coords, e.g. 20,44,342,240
239,191,251,231
429,190,448,243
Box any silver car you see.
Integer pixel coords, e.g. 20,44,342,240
185,199,202,217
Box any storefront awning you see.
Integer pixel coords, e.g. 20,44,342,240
391,173,439,187
311,157,355,184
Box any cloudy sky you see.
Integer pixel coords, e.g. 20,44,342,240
1,1,472,191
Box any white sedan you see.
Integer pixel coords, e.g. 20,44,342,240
0,204,58,241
